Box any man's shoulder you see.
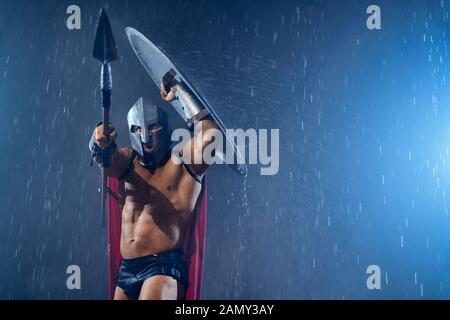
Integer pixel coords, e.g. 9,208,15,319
117,147,134,159
115,147,137,180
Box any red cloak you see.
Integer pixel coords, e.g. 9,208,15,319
106,176,207,300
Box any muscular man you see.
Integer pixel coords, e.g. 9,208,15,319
89,83,218,300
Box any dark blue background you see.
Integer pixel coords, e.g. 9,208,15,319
0,0,449,299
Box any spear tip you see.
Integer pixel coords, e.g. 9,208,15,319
93,8,118,63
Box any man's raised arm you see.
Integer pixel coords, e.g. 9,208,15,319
160,77,220,177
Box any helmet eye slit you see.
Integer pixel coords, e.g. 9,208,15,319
148,122,163,133
131,125,141,133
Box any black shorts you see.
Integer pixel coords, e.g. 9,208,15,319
116,248,188,299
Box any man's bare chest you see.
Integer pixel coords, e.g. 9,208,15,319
123,160,201,213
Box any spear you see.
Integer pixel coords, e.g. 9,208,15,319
93,9,118,226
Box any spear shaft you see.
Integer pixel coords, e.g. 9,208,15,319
93,9,117,226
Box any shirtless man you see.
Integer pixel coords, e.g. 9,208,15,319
89,83,218,300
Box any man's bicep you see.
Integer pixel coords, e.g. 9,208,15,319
179,138,209,177
177,120,219,175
